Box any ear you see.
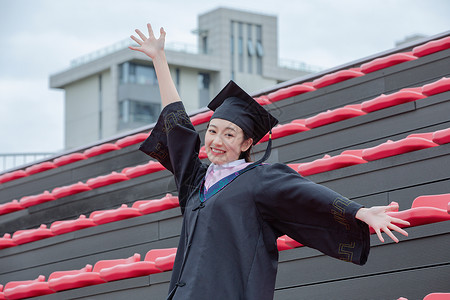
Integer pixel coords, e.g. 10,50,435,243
241,138,253,152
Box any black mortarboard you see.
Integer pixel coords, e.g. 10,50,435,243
207,80,279,163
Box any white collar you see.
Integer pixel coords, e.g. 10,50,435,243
207,159,246,174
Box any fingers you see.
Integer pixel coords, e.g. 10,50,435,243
383,227,399,243
160,27,166,38
130,35,143,46
389,223,409,237
147,23,154,38
375,228,384,243
135,29,147,41
390,216,410,226
385,203,399,212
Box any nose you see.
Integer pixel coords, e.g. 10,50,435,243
212,134,223,146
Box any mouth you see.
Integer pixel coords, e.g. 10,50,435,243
210,147,226,155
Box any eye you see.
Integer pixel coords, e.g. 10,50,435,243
208,129,216,134
225,133,234,138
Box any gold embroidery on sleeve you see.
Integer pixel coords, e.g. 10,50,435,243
331,197,351,230
338,242,355,262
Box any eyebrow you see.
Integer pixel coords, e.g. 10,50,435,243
208,124,237,132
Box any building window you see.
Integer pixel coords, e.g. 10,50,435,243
198,73,210,107
238,22,244,73
202,36,208,54
247,24,254,73
230,21,235,75
256,25,263,75
119,62,157,85
119,99,160,126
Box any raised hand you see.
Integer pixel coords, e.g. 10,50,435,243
129,23,166,59
356,202,410,243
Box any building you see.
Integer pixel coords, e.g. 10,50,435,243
49,7,318,150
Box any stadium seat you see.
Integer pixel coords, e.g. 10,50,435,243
25,161,57,175
19,190,55,208
412,194,450,210
50,215,97,235
0,170,28,184
361,87,426,113
297,153,367,176
90,204,142,225
53,152,87,167
122,161,165,178
0,284,4,300
0,200,23,216
133,194,180,215
3,275,54,299
361,137,439,161
423,293,450,300
421,77,450,96
254,95,272,105
312,68,364,89
83,143,121,158
145,248,178,268
199,146,208,159
48,264,105,292
191,110,213,126
412,36,450,57
432,128,450,145
86,171,130,189
305,104,366,128
51,181,92,199
0,233,17,250
115,132,150,148
259,121,310,143
155,252,177,272
360,52,417,74
12,224,55,245
99,253,161,282
277,235,303,251
267,83,316,102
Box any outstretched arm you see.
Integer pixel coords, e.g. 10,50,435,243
356,202,410,243
129,23,181,108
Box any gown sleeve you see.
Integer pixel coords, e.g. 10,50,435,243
254,163,370,265
138,101,206,212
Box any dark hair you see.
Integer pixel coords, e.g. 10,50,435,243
239,131,253,162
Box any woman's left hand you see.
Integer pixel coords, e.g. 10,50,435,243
355,202,410,243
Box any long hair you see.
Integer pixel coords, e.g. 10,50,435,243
239,130,253,162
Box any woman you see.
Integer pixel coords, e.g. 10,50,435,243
130,24,409,300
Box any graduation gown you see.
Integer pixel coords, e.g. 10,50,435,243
139,101,370,300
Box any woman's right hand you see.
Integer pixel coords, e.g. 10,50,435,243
129,23,166,60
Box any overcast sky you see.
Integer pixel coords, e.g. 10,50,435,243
0,0,449,158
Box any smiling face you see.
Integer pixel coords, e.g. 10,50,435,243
205,118,253,165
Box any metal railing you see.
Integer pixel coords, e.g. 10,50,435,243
0,153,55,173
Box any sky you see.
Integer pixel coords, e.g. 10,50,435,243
0,0,449,160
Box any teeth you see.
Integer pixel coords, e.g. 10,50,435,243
211,148,225,154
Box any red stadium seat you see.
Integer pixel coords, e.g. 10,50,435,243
312,68,364,89
421,77,450,96
19,190,56,208
25,161,57,175
412,36,450,57
340,149,365,157
12,224,55,245
432,128,450,145
297,153,367,176
423,293,450,300
155,252,177,272
51,182,92,199
0,170,28,184
199,146,208,159
361,87,426,113
277,235,303,251
122,161,165,178
259,122,310,143
386,205,450,229
267,83,316,102
115,132,150,148
191,110,213,126
145,248,177,265
86,171,129,189
406,132,435,141
412,194,450,210
0,284,4,300
0,233,17,250
3,275,54,299
48,264,105,292
83,143,121,158
99,253,162,282
0,200,23,216
53,152,87,167
362,137,438,161
360,52,417,74
90,204,142,225
50,215,97,235
305,104,366,129
254,95,272,105
133,194,179,215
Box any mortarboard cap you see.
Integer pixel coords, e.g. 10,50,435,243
208,80,278,145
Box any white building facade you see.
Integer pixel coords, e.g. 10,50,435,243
50,7,316,150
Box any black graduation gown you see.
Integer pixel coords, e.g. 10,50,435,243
139,101,370,300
